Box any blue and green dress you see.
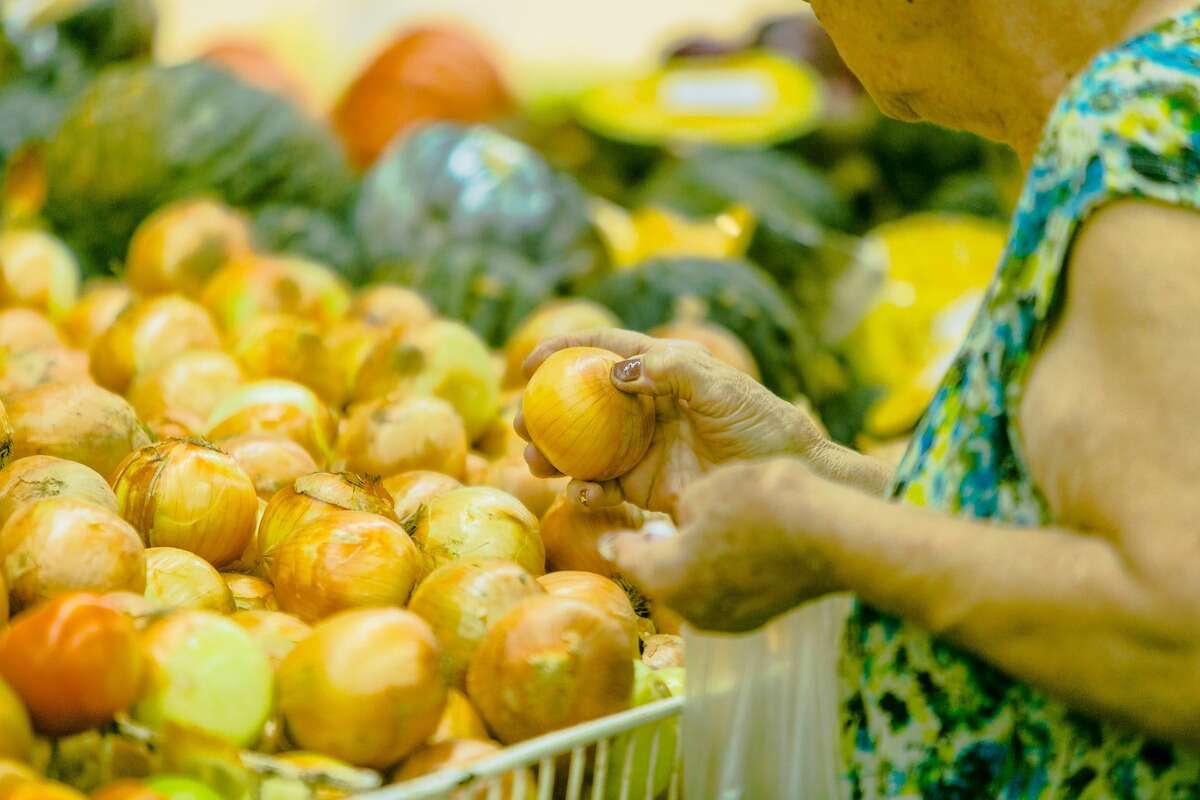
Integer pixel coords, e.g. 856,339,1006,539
840,9,1200,798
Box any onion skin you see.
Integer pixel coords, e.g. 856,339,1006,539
125,198,253,298
412,487,545,577
539,495,644,576
60,283,134,351
337,395,467,480
90,295,221,394
7,383,150,478
0,593,143,735
650,320,760,380
127,349,243,426
271,511,424,623
201,255,350,333
143,547,235,614
0,455,118,529
537,571,640,657
231,609,311,671
0,229,80,321
276,607,447,768
481,454,566,519
112,440,258,568
0,497,145,611
430,689,490,744
466,595,634,744
382,471,461,522
0,308,63,351
349,285,433,332
257,472,395,574
408,558,544,688
503,300,620,389
218,435,318,502
205,379,337,464
0,346,91,399
522,347,655,482
221,573,277,612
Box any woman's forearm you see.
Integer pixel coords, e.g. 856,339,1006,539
803,480,1200,745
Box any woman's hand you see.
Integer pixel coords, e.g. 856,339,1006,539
602,458,842,633
515,329,824,515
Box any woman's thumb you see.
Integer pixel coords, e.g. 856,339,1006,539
611,347,702,400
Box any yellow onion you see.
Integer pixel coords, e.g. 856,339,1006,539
230,313,342,404
430,689,490,744
125,198,253,297
143,547,235,613
135,610,273,746
651,319,760,380
0,680,31,762
201,255,350,333
336,395,467,480
481,454,566,519
271,511,424,623
144,410,206,440
0,497,145,611
539,495,643,576
0,759,38,794
523,347,655,481
7,382,149,477
382,471,461,522
642,634,684,669
277,607,446,768
352,320,499,441
349,285,434,332
0,455,118,529
221,573,277,611
205,379,337,463
112,439,258,568
321,320,386,409
218,434,319,501
90,295,221,393
257,472,395,575
126,349,243,425
60,282,134,351
97,590,161,620
537,571,640,656
475,397,523,460
392,739,534,799
412,487,544,576
0,346,90,400
463,452,489,486
0,229,79,321
502,300,620,388
231,609,311,671
408,558,543,688
6,781,88,800
466,595,633,743
0,308,63,351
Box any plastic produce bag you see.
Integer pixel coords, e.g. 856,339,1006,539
682,594,852,800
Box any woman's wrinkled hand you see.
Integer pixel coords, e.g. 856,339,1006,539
600,458,842,633
514,328,823,515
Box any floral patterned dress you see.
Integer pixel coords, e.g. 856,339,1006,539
840,9,1200,798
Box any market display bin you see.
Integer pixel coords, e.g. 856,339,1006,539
368,696,685,800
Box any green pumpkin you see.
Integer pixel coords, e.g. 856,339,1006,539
252,204,364,283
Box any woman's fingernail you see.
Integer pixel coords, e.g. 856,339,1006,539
597,534,618,560
613,358,642,382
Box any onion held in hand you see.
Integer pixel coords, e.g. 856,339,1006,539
112,440,258,568
277,608,446,768
218,435,318,502
537,571,640,657
0,593,143,735
411,487,544,576
143,547,235,614
0,455,118,529
0,498,145,611
408,558,543,687
522,347,654,481
271,511,424,623
466,595,633,743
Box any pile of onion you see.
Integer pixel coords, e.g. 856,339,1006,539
353,320,499,441
271,511,425,623
124,198,253,298
502,300,619,388
0,229,80,321
276,608,446,768
0,345,91,399
336,394,468,479
408,558,544,687
219,434,319,502
134,610,273,746
256,472,395,575
349,285,434,333
382,471,461,522
7,382,150,477
0,455,118,528
539,495,643,576
112,439,258,568
205,380,337,463
537,571,640,656
143,547,236,614
411,487,544,576
60,282,133,350
90,294,221,393
466,595,634,743
0,497,145,610
126,349,244,427
0,593,143,735
522,347,655,481
231,609,311,671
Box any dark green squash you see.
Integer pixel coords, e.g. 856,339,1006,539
251,204,365,284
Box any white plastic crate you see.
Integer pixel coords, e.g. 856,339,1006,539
365,696,685,800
